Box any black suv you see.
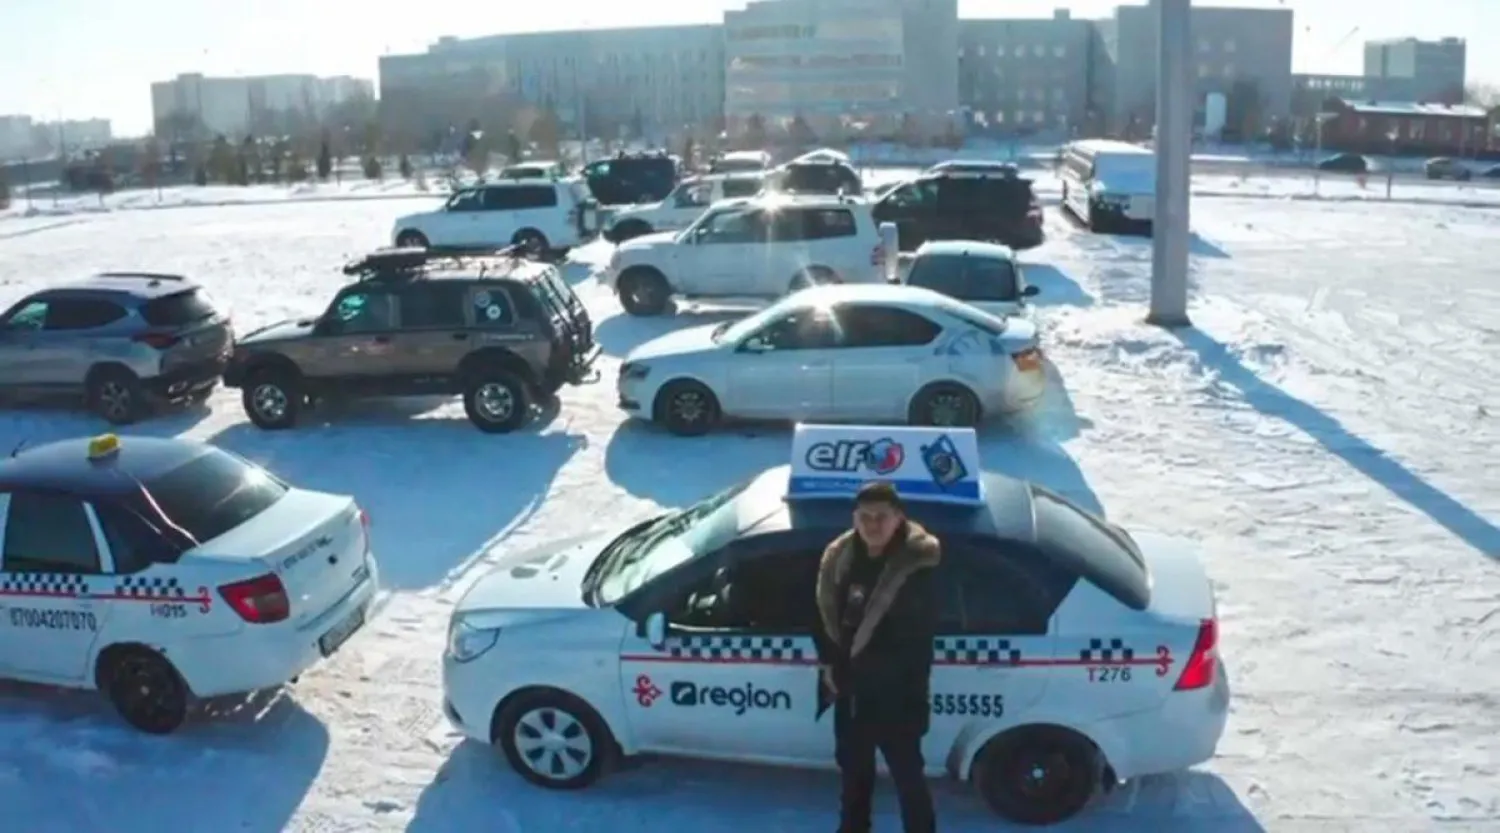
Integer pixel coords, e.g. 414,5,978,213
582,152,681,205
223,247,599,433
872,169,1044,251
765,159,864,195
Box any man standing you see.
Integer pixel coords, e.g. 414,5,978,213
815,481,940,833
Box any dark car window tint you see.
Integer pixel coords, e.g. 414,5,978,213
400,284,468,329
3,300,49,331
140,289,216,326
3,493,101,573
908,255,1019,302
44,299,128,330
142,449,288,545
1030,485,1149,610
673,547,821,633
447,189,483,211
835,305,941,348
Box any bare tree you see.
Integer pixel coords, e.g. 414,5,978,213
1464,83,1499,108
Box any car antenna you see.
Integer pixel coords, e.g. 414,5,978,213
10,438,28,457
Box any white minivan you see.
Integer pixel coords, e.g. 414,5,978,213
1059,140,1156,233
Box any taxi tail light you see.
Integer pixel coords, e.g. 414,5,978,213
1011,347,1044,372
357,506,372,556
219,573,290,624
133,332,181,350
1173,618,1218,691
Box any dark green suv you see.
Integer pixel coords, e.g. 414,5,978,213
223,247,599,432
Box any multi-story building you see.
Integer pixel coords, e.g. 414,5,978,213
723,0,958,138
150,73,375,140
1093,4,1294,137
0,115,35,161
958,9,1093,139
1363,37,1466,104
379,25,725,146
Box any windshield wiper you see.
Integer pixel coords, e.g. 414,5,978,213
582,513,666,602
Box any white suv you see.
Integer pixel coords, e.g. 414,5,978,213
604,173,766,242
392,179,595,257
603,195,889,316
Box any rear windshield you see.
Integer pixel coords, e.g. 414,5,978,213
1030,485,1149,610
140,288,217,327
142,449,288,545
721,177,764,198
908,254,1019,302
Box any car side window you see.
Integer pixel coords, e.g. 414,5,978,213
446,189,483,212
949,539,1076,636
697,209,767,244
671,547,820,633
326,291,396,335
767,209,810,242
469,288,515,328
44,299,128,331
883,180,938,210
2,300,48,331
673,182,712,208
2,492,102,574
745,309,839,351
835,304,942,348
92,502,177,574
721,177,763,198
399,285,468,329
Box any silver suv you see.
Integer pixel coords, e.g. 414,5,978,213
0,273,233,424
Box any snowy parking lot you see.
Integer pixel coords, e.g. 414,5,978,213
0,190,1496,832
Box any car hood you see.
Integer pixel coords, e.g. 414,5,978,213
626,324,722,362
455,532,607,615
617,230,680,252
238,318,317,346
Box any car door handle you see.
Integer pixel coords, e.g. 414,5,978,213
451,332,469,341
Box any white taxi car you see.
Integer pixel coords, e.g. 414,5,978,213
602,194,889,316
441,425,1229,825
604,173,767,243
616,284,1046,435
0,434,379,733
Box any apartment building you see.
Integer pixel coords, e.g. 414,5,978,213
1363,38,1466,104
150,73,375,139
379,25,725,144
959,10,1093,138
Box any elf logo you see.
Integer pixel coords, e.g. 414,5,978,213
669,681,792,715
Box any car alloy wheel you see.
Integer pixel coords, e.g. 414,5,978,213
98,381,134,422
672,389,708,425
512,706,595,781
929,392,972,426
252,383,289,422
475,382,515,422
110,653,188,734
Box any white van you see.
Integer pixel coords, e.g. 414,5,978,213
1059,140,1157,232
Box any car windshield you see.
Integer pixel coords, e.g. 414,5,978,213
908,254,1020,302
590,482,749,605
714,296,799,343
139,449,288,545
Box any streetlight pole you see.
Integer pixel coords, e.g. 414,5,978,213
1148,0,1192,328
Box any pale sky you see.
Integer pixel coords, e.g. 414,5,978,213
4,0,1496,135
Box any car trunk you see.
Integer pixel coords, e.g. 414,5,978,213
191,490,371,630
139,288,233,373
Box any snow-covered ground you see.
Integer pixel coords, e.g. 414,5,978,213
0,192,1496,832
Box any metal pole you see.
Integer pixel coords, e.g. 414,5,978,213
1148,0,1192,327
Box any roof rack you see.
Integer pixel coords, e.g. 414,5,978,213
341,245,536,282
94,271,186,283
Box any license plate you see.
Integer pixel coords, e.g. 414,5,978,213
318,605,366,657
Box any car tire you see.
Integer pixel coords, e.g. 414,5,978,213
99,646,192,735
788,266,839,293
610,220,653,242
512,228,549,258
463,370,531,433
495,690,616,790
655,380,720,436
243,368,303,430
87,366,146,425
909,383,981,428
972,725,1102,825
618,267,671,316
395,230,429,248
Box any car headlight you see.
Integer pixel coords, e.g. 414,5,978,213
619,362,650,381
446,618,499,663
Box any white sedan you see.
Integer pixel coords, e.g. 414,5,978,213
616,284,1046,435
440,424,1229,826
0,433,379,733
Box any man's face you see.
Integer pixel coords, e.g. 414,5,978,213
854,501,903,552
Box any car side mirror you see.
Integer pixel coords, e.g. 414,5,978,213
643,611,667,649
739,338,770,353
1023,285,1040,297
313,317,336,336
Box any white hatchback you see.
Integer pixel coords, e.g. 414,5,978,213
440,425,1229,826
616,283,1046,435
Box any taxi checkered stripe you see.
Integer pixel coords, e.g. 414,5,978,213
933,637,1022,666
666,634,810,663
0,574,90,596
1079,638,1133,662
114,575,188,599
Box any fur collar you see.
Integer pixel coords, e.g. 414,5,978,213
815,522,940,659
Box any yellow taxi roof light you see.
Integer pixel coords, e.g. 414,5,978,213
87,434,121,460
